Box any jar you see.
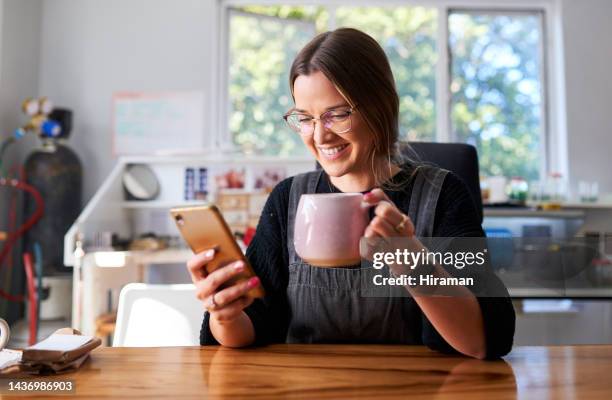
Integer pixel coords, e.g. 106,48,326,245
508,176,528,204
542,172,567,210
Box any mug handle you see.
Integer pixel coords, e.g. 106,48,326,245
0,318,9,351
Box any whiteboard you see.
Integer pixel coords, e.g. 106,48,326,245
112,91,205,155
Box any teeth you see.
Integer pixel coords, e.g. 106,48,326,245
319,144,348,156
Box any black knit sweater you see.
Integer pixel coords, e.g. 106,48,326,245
201,167,515,359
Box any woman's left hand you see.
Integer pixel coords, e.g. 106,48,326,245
363,188,415,238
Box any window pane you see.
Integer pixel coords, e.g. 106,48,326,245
229,7,325,156
335,7,438,141
449,11,544,180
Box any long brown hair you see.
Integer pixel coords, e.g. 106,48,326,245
289,27,409,187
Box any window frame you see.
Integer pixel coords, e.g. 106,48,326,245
218,0,567,179
447,7,549,180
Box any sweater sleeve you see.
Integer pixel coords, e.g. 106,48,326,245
200,178,293,345
420,172,516,359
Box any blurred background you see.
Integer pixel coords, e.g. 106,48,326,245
1,0,611,348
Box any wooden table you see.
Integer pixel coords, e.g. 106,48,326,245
3,344,612,399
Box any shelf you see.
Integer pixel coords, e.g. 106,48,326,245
484,208,585,219
510,287,612,299
522,200,612,210
84,248,193,267
561,202,612,210
121,200,206,209
121,154,315,165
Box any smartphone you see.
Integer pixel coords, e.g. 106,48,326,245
170,204,265,298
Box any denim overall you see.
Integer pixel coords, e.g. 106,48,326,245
285,166,448,343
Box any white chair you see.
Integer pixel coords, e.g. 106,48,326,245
113,283,204,347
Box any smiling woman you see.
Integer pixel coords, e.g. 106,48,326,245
288,72,381,191
190,28,515,360
285,28,401,191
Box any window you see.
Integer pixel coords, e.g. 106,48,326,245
334,7,438,141
228,8,320,156
228,5,438,154
225,3,551,180
449,10,545,180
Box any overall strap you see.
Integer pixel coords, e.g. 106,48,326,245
287,170,324,264
407,166,449,237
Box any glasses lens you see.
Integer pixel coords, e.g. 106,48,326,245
324,111,352,134
284,114,301,131
285,114,314,135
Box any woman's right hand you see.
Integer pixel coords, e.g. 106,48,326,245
186,249,260,324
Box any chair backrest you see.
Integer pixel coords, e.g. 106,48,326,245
113,283,203,347
403,141,483,223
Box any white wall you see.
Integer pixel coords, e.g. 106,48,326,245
0,0,43,223
38,0,217,202
0,0,43,321
562,0,612,195
0,0,42,167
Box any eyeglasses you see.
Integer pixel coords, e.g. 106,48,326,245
283,106,357,136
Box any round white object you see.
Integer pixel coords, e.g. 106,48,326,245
122,164,160,200
0,318,9,351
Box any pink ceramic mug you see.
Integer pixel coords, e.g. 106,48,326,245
294,193,370,267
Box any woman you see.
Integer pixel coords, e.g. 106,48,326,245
187,28,515,359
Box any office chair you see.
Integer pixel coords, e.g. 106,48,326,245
402,141,483,223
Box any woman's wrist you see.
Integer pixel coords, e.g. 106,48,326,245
210,310,255,348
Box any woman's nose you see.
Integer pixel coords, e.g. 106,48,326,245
313,120,332,144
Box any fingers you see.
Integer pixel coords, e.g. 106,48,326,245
204,277,261,323
209,296,254,323
365,215,397,238
375,202,415,236
363,188,391,205
396,214,415,236
207,277,260,310
363,189,414,236
186,248,216,283
365,200,415,238
195,260,246,301
374,201,405,227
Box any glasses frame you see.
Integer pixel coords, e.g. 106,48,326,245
283,106,358,136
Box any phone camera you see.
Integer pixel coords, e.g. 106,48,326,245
175,214,184,226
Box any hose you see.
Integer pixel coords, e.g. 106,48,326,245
22,252,37,345
0,178,44,301
1,166,25,310
0,134,42,343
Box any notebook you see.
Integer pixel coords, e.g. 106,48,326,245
22,333,101,363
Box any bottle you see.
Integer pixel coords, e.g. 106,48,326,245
541,172,566,210
508,177,528,205
184,167,195,201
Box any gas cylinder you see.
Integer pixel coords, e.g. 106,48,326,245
23,109,82,275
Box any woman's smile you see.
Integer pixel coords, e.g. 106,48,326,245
317,143,351,161
292,71,375,191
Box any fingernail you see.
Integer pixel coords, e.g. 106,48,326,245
364,192,373,200
247,277,259,288
205,249,215,258
234,261,244,271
